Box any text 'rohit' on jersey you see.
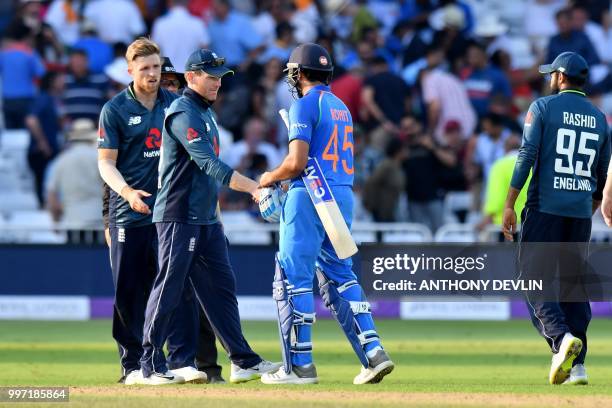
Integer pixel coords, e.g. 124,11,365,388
97,85,177,227
288,84,355,189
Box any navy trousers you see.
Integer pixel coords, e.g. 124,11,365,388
519,208,592,365
110,224,198,375
140,222,261,377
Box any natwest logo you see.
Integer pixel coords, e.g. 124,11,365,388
145,128,161,149
187,127,201,144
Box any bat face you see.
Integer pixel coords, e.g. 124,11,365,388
303,161,333,203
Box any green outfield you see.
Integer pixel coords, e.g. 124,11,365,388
1,319,611,407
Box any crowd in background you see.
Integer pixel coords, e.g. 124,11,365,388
0,0,611,233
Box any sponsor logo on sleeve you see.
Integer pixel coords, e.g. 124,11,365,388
187,127,201,143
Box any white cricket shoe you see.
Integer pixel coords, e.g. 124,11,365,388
562,364,588,385
124,369,143,385
171,366,207,384
261,365,318,384
140,371,186,385
230,360,282,383
549,333,582,385
353,349,395,385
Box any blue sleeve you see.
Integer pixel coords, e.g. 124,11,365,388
97,103,120,149
288,97,317,145
239,15,263,50
511,101,543,189
167,111,234,185
28,95,46,116
593,122,611,201
32,52,46,78
495,70,512,97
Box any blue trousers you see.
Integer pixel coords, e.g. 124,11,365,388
278,186,381,366
140,222,261,377
109,224,198,375
519,208,591,365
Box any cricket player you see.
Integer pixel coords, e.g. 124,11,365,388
503,52,610,385
258,43,394,385
97,40,206,385
139,49,281,384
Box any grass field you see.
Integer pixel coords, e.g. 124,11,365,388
1,319,611,407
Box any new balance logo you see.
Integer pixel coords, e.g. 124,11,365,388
118,228,126,243
128,116,142,126
188,237,196,252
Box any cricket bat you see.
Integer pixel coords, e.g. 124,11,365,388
279,109,358,259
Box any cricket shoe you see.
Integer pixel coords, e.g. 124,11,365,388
171,366,207,384
562,364,588,385
549,333,582,385
140,371,186,385
353,349,395,385
124,369,143,385
261,364,319,384
230,360,283,383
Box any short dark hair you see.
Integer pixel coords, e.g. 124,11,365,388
275,22,293,39
556,8,572,20
385,137,404,158
482,112,505,127
301,68,332,85
563,73,587,87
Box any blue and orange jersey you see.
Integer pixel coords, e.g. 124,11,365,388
511,89,611,219
288,84,354,188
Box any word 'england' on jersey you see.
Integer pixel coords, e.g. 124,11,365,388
553,176,592,191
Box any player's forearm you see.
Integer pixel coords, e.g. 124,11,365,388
268,156,305,183
98,159,129,198
229,171,258,195
504,187,520,210
510,146,535,190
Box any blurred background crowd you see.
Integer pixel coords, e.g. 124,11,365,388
0,0,611,242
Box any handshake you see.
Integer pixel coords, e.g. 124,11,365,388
257,183,287,223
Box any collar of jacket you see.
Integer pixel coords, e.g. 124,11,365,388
183,87,212,109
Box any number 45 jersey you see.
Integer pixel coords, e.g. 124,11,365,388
511,89,611,219
288,84,354,188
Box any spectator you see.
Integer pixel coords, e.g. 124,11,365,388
17,0,65,67
46,118,102,230
360,55,410,134
430,3,471,70
84,0,145,45
63,49,108,122
390,19,428,67
524,0,566,58
463,41,512,119
363,138,407,222
401,115,450,233
257,21,294,64
571,4,610,64
476,135,529,237
0,0,14,36
0,20,45,129
252,0,290,47
44,0,86,46
160,57,186,94
546,8,600,66
331,63,365,124
72,20,113,74
208,0,264,71
25,71,65,206
466,112,511,187
420,47,476,143
258,57,284,125
224,116,281,170
152,0,210,70
438,120,468,192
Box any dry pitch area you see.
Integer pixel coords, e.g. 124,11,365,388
1,319,611,407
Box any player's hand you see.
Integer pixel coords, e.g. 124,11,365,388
602,195,612,227
252,187,261,203
122,187,151,214
259,172,274,188
104,228,111,247
502,208,517,241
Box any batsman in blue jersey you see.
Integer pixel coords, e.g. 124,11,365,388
258,43,394,385
503,52,610,386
